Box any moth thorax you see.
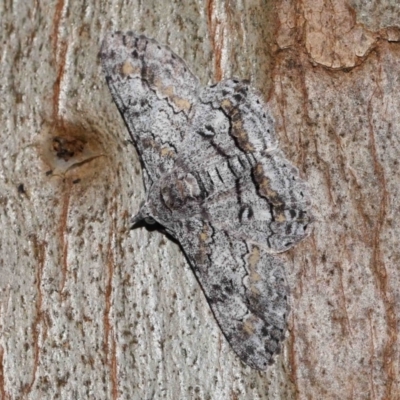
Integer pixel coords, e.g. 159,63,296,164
160,172,201,210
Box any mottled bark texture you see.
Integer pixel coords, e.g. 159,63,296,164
1,0,400,399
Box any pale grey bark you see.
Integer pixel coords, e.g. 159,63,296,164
1,0,400,399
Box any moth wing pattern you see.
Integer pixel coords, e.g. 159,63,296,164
101,31,200,188
176,79,279,172
182,154,312,255
175,80,313,253
165,81,312,367
174,220,289,370
251,149,312,252
101,32,313,370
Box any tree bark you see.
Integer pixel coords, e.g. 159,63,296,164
1,0,400,399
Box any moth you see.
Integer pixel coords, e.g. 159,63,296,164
101,32,312,370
